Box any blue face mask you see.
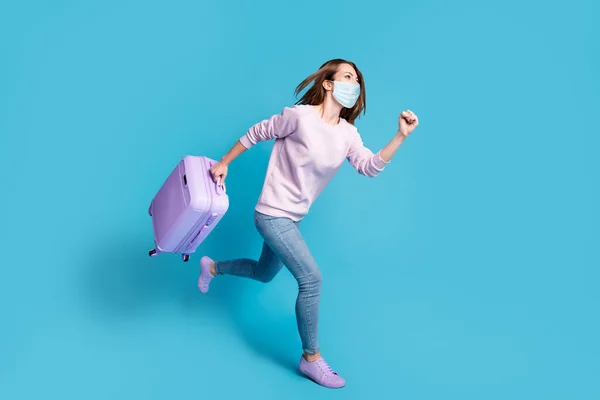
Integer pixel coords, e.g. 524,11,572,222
332,81,360,108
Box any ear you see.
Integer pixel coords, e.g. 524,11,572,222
322,80,333,91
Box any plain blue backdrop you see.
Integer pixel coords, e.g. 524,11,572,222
1,0,598,399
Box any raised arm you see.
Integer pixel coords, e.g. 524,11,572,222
346,133,390,177
346,109,419,177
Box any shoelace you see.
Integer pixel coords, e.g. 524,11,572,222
317,358,338,376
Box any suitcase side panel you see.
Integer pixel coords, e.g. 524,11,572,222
164,207,206,253
151,158,209,252
184,190,229,253
150,155,229,255
184,156,213,214
151,160,188,249
181,156,230,253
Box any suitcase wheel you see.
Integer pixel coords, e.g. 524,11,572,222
149,249,158,257
182,254,190,262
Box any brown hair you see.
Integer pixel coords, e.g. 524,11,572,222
294,58,366,125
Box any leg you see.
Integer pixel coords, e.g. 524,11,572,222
253,213,322,356
198,214,286,293
198,242,283,293
254,213,345,388
214,241,284,283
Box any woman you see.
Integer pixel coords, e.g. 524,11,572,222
199,59,419,388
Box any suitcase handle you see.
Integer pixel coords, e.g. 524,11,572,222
209,159,226,195
216,177,226,195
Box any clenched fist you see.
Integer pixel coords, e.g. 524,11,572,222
398,109,419,138
209,161,228,184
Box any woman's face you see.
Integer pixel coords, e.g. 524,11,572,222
333,63,359,84
322,63,360,94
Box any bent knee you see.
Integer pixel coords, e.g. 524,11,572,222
256,271,277,283
298,269,322,291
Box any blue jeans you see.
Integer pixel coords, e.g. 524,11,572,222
214,211,322,355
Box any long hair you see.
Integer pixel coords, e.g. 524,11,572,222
294,59,366,125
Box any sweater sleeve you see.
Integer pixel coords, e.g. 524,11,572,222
346,131,389,177
239,106,299,149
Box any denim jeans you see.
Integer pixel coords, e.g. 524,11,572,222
214,211,322,355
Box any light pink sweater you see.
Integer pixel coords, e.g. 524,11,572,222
240,104,389,221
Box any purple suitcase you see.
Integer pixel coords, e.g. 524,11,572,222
148,155,229,262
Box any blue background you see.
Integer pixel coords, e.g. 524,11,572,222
1,0,598,399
